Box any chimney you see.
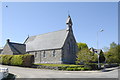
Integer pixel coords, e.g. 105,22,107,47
7,39,10,43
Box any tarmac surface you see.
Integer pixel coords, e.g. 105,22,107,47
0,65,119,78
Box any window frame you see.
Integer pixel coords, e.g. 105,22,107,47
35,52,37,58
52,50,56,57
43,51,46,58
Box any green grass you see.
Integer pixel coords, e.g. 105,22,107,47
34,63,84,67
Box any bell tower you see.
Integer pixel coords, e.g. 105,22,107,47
66,15,73,31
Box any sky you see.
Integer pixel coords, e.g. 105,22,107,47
1,2,118,50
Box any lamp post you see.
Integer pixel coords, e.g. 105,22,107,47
97,29,104,69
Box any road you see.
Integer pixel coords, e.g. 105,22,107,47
0,65,118,78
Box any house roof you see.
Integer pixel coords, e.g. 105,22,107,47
89,47,102,54
25,29,69,52
8,42,26,54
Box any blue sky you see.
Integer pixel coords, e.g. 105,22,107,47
1,2,118,50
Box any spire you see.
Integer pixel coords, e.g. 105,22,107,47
66,15,73,31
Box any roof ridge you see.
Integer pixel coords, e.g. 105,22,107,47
30,29,66,37
9,42,25,45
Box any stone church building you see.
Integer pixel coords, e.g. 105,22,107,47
1,15,78,64
24,15,78,64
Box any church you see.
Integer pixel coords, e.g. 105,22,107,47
2,15,78,64
24,15,78,64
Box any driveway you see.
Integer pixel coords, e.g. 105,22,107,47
0,65,118,78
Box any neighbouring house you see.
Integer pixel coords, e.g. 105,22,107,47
89,47,105,63
89,47,102,54
24,15,78,64
1,39,26,55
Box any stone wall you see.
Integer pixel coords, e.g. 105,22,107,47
28,49,62,64
1,43,13,55
62,31,78,64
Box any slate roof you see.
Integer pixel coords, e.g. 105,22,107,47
25,29,69,52
8,42,26,54
89,47,102,54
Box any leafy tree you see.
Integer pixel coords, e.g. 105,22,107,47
77,42,88,51
76,48,98,64
110,42,117,49
104,42,120,63
99,50,105,63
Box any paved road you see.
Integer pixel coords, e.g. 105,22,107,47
0,65,118,78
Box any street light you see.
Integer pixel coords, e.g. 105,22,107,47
97,29,104,69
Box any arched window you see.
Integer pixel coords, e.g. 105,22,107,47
35,52,37,57
43,51,46,57
52,50,56,57
67,42,70,54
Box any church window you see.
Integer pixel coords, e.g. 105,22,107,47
43,51,46,57
35,52,37,57
52,50,56,57
67,42,71,54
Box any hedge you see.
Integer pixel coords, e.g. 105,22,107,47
0,54,34,67
2,55,13,65
84,63,98,70
35,64,92,71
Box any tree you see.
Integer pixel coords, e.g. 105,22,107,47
105,42,120,63
110,42,117,49
76,48,98,64
99,50,105,63
77,42,88,51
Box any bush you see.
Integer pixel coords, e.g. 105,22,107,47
10,55,23,66
0,54,34,67
85,63,98,70
0,55,13,65
84,66,92,70
66,68,75,71
23,54,34,67
35,63,93,71
65,67,90,71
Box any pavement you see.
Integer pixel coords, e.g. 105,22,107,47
0,65,119,78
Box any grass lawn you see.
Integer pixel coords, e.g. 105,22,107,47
34,63,84,67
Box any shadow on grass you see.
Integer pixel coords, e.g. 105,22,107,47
2,73,16,80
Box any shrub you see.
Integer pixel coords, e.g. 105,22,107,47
65,67,90,71
23,54,34,67
66,68,74,71
0,54,34,67
80,67,85,70
10,55,23,66
85,63,98,70
76,68,82,71
35,63,93,71
3,55,13,65
84,66,92,70
59,66,68,70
